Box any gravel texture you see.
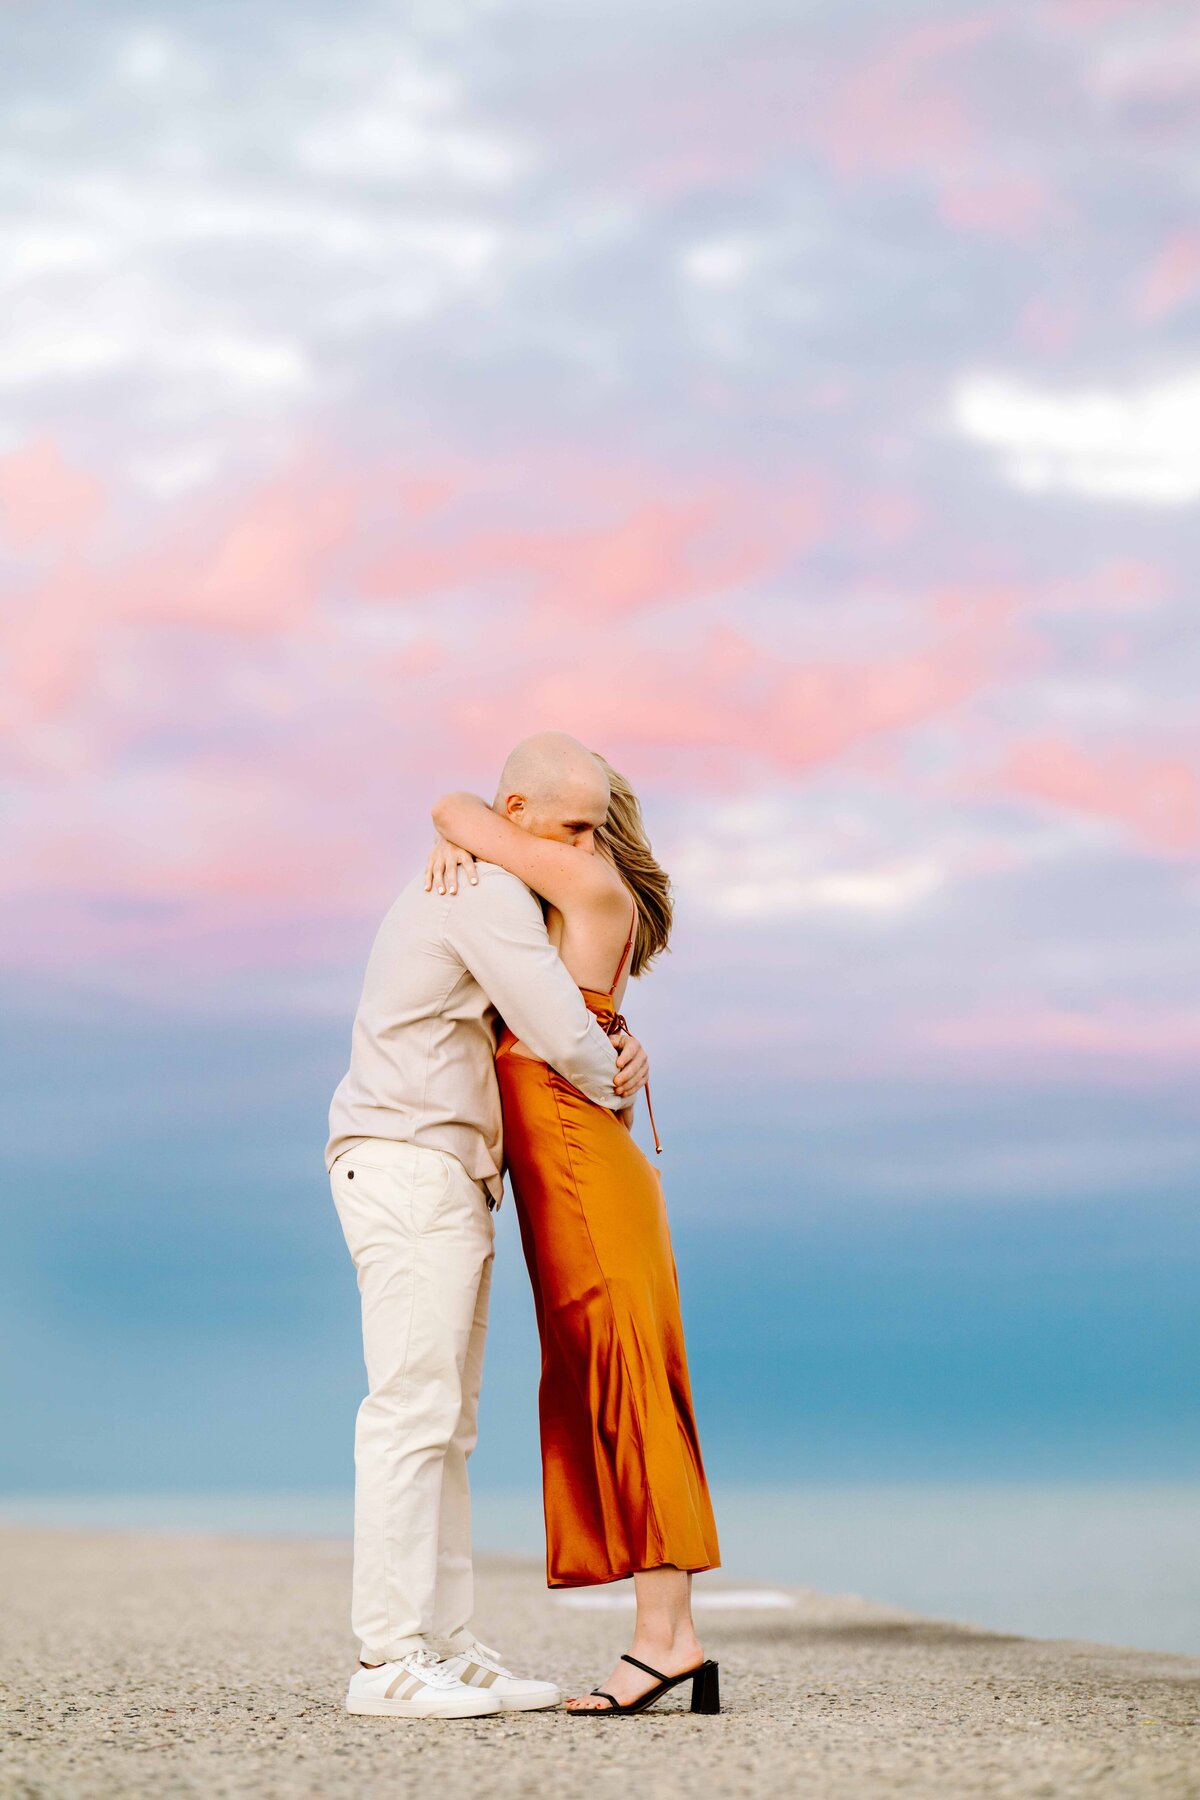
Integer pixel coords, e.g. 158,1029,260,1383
1,1526,1198,1799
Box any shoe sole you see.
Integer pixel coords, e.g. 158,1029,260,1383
347,1696,502,1719
494,1690,561,1712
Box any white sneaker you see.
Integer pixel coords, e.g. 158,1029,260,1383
346,1647,503,1719
442,1637,561,1712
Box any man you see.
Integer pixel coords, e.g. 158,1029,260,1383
325,740,648,1720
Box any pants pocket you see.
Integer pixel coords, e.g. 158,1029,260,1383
332,1147,456,1245
410,1151,454,1234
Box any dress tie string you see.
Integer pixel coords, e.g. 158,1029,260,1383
606,1010,663,1155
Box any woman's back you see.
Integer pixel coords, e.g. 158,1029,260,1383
543,879,636,1006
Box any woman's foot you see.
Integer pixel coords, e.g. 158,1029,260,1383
564,1631,705,1712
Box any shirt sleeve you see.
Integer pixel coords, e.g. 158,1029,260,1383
443,867,630,1113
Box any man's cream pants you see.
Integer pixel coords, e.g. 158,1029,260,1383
330,1138,495,1664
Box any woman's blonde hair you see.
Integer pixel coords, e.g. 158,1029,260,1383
591,754,673,978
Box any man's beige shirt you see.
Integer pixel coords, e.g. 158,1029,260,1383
325,861,629,1205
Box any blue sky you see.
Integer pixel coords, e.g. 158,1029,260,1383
3,977,1197,1495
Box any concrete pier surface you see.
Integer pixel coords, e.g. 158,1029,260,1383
2,1526,1197,1799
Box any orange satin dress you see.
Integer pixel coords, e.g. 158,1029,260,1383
495,902,721,1588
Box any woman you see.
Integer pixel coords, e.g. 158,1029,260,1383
425,744,721,1716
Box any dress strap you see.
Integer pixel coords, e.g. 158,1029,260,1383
608,900,637,996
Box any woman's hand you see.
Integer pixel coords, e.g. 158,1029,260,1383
611,1027,648,1099
424,834,478,896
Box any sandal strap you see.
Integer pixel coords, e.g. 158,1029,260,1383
590,1689,620,1709
620,1653,667,1682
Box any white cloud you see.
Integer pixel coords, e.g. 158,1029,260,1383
126,442,226,498
681,236,762,288
951,368,1200,505
0,308,312,400
0,323,133,387
114,31,185,87
292,56,530,190
158,332,312,393
0,226,106,284
297,111,526,189
320,220,504,330
0,22,529,461
670,797,946,920
706,859,945,918
1081,25,1200,106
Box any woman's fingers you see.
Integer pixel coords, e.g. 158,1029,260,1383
424,838,478,897
430,835,453,893
427,838,478,897
612,1030,649,1095
443,844,478,895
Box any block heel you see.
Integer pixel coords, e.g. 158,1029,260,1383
690,1660,720,1714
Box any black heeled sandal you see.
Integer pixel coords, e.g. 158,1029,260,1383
567,1652,721,1716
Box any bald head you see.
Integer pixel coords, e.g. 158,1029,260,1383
494,731,610,850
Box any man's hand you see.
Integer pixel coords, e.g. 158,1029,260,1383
425,834,478,896
611,1028,648,1100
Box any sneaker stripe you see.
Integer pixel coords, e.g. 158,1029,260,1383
385,1672,422,1701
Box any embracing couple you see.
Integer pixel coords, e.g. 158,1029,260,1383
324,733,721,1719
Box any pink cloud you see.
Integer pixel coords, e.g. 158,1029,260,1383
997,735,1200,854
0,449,367,740
438,590,1029,790
578,13,1008,211
0,441,831,969
938,173,1056,241
1131,229,1200,323
806,13,999,183
96,459,368,641
859,488,927,546
1,436,820,720
1016,295,1083,354
357,474,821,624
0,422,1181,1000
1,739,418,981
152,472,362,635
0,437,104,550
1054,560,1172,615
922,1004,1200,1063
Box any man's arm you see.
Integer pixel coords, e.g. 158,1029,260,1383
443,867,633,1112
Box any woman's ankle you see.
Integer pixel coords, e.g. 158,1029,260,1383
631,1625,703,1666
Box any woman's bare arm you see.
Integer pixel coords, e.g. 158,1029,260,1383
430,792,624,914
431,795,629,914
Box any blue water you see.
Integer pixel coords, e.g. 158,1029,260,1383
3,1483,1197,1658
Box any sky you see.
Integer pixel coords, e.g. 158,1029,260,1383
1,0,1198,1499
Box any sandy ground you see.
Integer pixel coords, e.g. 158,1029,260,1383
1,1528,1198,1800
